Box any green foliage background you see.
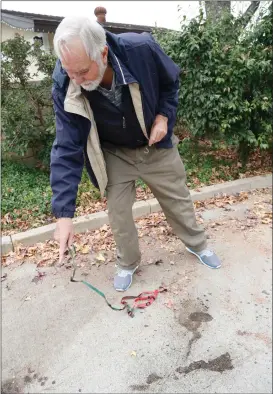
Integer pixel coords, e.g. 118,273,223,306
2,7,272,167
1,36,56,166
153,6,273,161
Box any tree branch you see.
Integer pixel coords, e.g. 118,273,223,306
241,1,260,27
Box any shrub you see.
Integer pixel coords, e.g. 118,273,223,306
153,5,273,162
1,36,56,166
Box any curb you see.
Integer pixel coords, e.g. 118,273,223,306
2,174,271,253
1,236,13,255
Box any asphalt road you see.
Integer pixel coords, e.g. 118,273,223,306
2,190,272,393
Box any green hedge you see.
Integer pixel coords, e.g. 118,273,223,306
1,8,272,168
1,36,55,167
153,7,273,162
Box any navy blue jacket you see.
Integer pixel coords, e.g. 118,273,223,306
50,31,180,218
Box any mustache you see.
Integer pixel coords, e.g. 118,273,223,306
81,61,107,91
81,80,100,91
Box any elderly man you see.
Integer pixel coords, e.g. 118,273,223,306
51,16,221,292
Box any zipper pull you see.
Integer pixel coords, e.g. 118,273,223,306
123,117,126,129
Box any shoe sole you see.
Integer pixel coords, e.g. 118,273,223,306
114,266,139,292
186,247,221,269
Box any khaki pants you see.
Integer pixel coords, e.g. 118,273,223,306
103,137,207,269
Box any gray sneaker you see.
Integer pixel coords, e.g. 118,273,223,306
186,247,221,269
114,266,138,292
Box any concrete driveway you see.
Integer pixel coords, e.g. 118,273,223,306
2,189,272,393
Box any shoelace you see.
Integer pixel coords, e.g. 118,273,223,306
116,268,136,277
199,249,214,257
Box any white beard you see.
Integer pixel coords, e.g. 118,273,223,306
81,59,107,92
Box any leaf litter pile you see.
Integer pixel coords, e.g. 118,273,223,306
2,143,272,237
2,187,153,236
2,188,271,268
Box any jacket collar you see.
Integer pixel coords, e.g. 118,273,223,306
52,59,69,91
107,45,137,86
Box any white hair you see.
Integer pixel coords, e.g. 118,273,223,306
53,16,106,61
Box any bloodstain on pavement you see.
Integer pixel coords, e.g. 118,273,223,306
176,352,234,375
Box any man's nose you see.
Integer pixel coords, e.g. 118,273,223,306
72,75,84,85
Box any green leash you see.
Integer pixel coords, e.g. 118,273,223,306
68,246,134,314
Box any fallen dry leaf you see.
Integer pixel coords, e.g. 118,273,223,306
101,224,108,231
2,188,271,269
79,245,91,254
165,299,174,309
95,252,106,262
3,145,272,237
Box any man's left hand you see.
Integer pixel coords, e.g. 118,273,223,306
149,115,168,146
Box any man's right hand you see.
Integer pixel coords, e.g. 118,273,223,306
54,218,74,264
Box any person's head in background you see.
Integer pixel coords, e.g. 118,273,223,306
54,16,108,91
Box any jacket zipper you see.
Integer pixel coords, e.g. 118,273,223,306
113,54,126,84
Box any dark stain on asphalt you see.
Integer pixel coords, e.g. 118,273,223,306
146,373,162,384
179,303,213,358
130,372,162,391
1,379,23,394
3,368,52,394
176,352,234,375
189,312,213,323
179,304,213,332
186,331,202,357
130,384,150,391
130,352,232,389
23,375,32,383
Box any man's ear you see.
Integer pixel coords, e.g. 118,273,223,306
102,45,108,65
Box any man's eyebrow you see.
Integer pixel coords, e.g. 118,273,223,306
61,64,89,74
